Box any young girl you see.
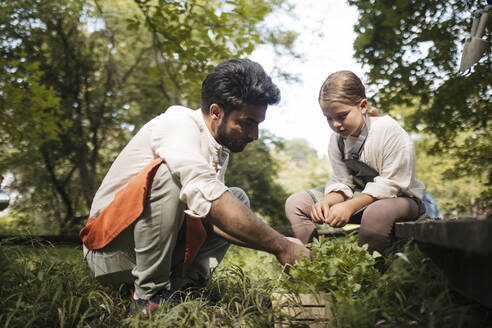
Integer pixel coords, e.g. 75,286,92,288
285,71,427,253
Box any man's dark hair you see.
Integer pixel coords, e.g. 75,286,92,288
201,58,281,116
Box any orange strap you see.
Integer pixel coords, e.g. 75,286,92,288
182,215,207,278
80,158,164,249
80,158,207,277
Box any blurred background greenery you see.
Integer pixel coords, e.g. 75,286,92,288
0,0,490,236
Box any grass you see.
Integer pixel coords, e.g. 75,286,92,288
1,236,491,327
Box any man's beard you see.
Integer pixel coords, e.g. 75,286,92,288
216,120,251,153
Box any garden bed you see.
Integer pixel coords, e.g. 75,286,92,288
395,218,492,309
1,234,491,327
272,292,332,327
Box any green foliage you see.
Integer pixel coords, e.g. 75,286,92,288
283,235,380,295
225,131,289,232
349,0,491,209
0,211,37,235
222,243,282,280
1,0,137,232
0,243,280,328
0,244,128,327
277,236,492,327
1,240,491,327
332,242,492,327
414,136,490,217
0,61,61,148
273,138,331,194
124,265,276,327
0,0,298,233
282,138,319,164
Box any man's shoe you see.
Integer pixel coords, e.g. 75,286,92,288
129,289,181,315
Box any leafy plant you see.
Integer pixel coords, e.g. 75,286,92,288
283,234,381,295
1,239,490,327
332,241,491,327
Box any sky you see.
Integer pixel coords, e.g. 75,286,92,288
251,0,363,157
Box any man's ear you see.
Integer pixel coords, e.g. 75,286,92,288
209,103,224,121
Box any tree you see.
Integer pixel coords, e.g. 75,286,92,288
414,136,489,218
273,138,331,194
0,0,298,233
349,0,491,207
225,131,290,233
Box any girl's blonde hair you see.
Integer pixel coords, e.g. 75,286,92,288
318,71,379,117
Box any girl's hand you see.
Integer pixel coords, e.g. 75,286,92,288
310,199,330,223
325,202,353,228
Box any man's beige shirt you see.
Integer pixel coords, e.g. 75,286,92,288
89,106,229,219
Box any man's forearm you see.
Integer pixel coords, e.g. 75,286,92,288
209,224,252,249
207,191,289,255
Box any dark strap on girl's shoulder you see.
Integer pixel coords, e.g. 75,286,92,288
337,114,370,160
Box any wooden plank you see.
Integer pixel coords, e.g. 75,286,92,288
417,243,492,309
272,293,333,308
274,319,331,328
277,306,331,319
394,218,492,309
394,218,492,253
272,292,333,328
318,225,360,237
297,293,333,306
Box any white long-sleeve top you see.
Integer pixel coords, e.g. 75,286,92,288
325,115,425,200
89,106,229,219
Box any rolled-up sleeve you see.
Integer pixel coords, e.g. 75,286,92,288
362,128,416,199
325,133,355,198
151,110,228,217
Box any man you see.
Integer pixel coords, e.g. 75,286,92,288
80,58,312,314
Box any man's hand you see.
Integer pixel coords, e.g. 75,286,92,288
276,237,313,268
209,191,313,269
285,236,304,246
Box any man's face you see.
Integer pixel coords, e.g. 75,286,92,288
216,103,267,152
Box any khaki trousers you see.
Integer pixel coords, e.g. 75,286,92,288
285,189,420,253
83,164,250,300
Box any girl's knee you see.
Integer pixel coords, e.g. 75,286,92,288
285,191,312,214
363,197,418,222
359,198,415,253
361,200,387,218
285,191,317,244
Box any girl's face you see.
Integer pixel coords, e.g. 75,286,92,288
320,99,367,138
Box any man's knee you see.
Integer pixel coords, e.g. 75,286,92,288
84,245,135,286
228,187,250,208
